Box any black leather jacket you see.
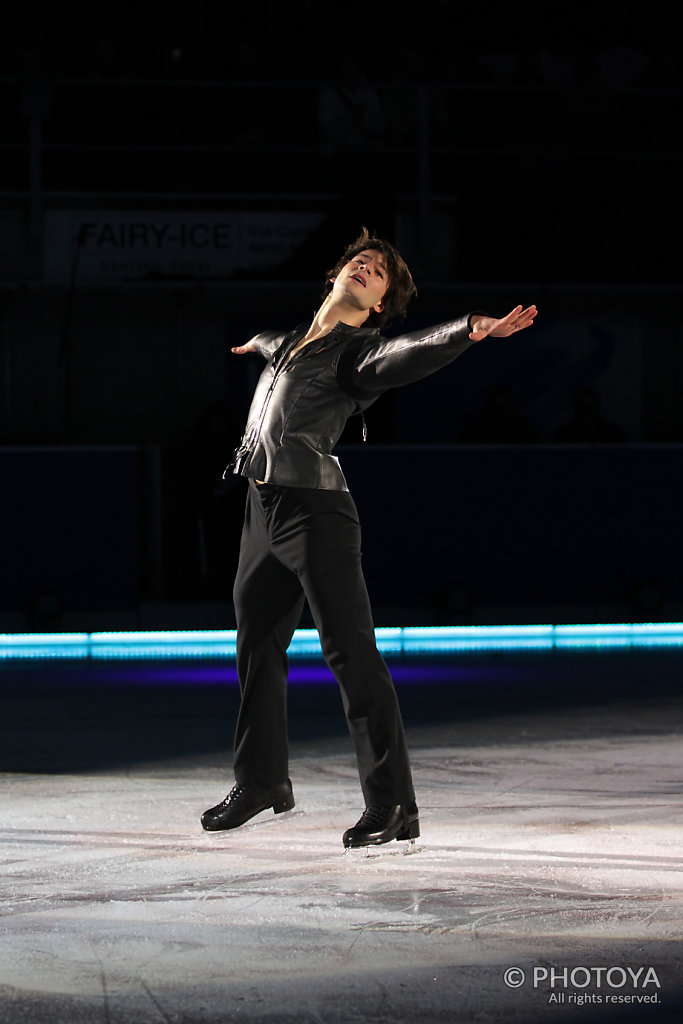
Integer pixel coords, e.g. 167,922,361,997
228,315,479,490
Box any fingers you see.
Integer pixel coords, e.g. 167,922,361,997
521,304,538,317
502,304,524,323
232,338,258,355
492,306,523,333
480,303,539,339
509,304,538,332
508,304,537,323
517,304,538,324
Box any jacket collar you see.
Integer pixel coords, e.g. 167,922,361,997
273,321,380,371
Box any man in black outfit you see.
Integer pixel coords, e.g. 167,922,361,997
201,229,537,848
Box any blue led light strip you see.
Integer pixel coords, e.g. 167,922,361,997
1,624,683,659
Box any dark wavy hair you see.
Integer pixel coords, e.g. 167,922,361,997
322,227,417,328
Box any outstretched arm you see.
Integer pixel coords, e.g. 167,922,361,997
348,305,538,396
469,305,538,341
231,330,285,361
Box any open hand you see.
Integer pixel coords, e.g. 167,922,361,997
470,305,538,341
231,339,258,355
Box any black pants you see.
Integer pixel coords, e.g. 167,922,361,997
232,479,415,807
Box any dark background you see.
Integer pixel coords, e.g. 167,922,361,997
1,1,682,630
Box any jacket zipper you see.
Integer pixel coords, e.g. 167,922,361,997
225,332,304,476
226,326,353,475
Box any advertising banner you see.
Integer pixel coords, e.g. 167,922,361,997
43,210,323,285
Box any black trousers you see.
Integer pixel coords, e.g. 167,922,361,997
232,479,415,807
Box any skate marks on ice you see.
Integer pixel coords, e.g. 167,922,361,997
2,709,682,1021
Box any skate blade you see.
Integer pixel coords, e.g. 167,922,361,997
215,808,305,834
343,838,422,859
260,808,306,827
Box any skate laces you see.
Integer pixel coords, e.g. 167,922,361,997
355,805,394,828
221,784,247,808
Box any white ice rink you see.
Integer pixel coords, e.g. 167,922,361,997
1,650,682,1022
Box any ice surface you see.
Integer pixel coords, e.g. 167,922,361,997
1,651,682,1022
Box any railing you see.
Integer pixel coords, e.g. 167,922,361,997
2,75,681,202
1,76,681,285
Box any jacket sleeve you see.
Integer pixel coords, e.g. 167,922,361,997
251,330,286,361
349,314,482,395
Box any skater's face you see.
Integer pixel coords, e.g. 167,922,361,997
332,249,389,318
